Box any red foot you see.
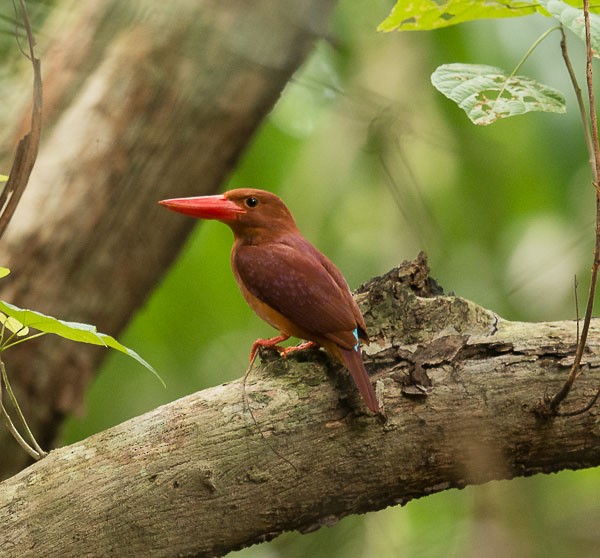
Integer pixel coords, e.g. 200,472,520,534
249,337,320,362
280,341,318,357
249,334,290,362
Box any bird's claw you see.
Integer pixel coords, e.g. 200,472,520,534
279,341,318,357
249,338,318,362
249,334,290,362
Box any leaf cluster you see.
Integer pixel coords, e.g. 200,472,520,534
380,0,600,124
0,266,161,459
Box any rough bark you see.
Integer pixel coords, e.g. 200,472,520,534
1,255,598,558
0,0,335,478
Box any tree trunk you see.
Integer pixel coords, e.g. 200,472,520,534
0,0,335,479
1,255,598,557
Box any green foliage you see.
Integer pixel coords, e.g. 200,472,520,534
380,0,600,125
541,0,600,56
0,298,160,381
0,266,161,459
431,63,566,124
377,0,539,32
0,311,29,337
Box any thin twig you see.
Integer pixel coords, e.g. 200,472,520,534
548,0,600,414
2,331,46,351
0,358,43,460
0,356,46,457
574,275,580,345
0,405,41,460
559,27,595,177
0,0,43,241
556,387,600,417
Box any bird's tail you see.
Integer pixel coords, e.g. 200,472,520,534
338,346,379,413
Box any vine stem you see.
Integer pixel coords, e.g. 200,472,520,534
559,27,595,176
548,0,600,413
0,356,46,459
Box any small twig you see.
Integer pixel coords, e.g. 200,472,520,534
1,330,46,351
555,387,600,417
574,275,580,345
0,356,46,458
0,0,43,241
0,404,41,460
11,0,31,60
559,27,596,178
0,358,43,460
547,1,600,414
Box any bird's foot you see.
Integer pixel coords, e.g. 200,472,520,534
279,341,319,358
249,337,319,361
249,334,290,362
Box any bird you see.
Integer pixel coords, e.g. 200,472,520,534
159,188,380,413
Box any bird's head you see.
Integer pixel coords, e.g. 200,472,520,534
159,188,299,238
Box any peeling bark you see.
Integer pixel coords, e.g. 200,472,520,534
1,255,598,558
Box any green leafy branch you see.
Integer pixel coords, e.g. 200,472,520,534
378,0,600,414
380,0,600,125
378,0,541,33
0,267,162,460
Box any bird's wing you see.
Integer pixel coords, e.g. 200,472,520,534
233,238,360,349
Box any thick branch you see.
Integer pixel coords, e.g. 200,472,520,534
1,255,598,557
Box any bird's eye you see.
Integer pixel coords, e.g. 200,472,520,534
245,197,259,208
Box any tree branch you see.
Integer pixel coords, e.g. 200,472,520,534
1,255,598,558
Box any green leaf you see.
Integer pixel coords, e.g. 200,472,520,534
0,175,8,182
431,63,566,125
0,300,164,386
0,267,10,279
540,0,600,57
377,0,539,32
0,312,29,336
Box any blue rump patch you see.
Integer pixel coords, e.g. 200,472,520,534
353,328,359,351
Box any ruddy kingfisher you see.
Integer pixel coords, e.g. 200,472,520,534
159,189,379,413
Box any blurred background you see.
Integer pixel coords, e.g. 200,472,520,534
4,0,600,556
